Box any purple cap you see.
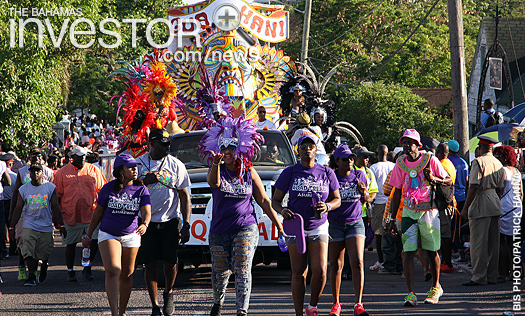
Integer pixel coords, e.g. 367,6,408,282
333,144,356,159
114,154,138,169
297,135,317,146
399,129,422,148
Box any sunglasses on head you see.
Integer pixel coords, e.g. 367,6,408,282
299,143,316,150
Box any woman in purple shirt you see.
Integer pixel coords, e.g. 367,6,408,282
200,117,284,316
83,154,151,316
272,135,341,316
328,144,369,316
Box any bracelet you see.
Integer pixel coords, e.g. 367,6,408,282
213,162,220,166
143,222,149,228
325,202,332,211
82,235,92,242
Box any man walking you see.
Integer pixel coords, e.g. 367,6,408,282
54,146,107,282
370,145,394,271
389,129,451,306
136,129,192,316
1,153,17,258
10,162,64,286
461,136,505,286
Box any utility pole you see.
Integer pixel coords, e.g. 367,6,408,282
447,0,469,160
300,0,312,68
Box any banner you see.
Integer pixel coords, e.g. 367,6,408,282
168,0,289,43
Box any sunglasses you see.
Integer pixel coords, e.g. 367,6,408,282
220,145,237,152
299,143,316,150
341,157,354,162
258,111,266,114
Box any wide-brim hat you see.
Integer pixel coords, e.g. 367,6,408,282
399,129,423,148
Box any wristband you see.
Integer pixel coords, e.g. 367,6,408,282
281,208,289,215
325,202,332,211
143,222,149,228
213,162,220,166
82,235,92,242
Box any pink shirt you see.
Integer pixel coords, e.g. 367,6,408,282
389,154,448,209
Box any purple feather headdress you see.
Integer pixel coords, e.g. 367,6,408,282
199,117,264,167
194,86,234,129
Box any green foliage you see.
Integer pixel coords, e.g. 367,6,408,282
332,82,453,151
282,0,493,88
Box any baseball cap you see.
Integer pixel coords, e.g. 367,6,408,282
113,154,139,169
0,153,15,162
69,146,91,157
333,144,356,159
352,145,373,157
298,135,317,146
149,129,170,144
399,129,423,148
29,148,42,156
29,162,43,171
447,140,460,153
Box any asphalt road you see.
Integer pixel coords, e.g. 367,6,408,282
0,231,520,315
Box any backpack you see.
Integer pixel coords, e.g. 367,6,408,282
433,183,455,212
485,110,503,128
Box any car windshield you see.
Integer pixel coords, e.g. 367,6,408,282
170,131,294,168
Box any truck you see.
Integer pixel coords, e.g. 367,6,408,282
170,128,296,270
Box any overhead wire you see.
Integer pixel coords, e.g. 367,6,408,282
307,0,387,52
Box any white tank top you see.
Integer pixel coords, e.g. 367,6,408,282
500,167,522,236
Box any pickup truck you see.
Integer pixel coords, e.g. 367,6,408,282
170,129,296,270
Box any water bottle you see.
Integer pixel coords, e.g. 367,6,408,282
81,247,91,267
277,235,288,252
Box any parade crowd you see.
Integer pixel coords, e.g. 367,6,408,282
0,108,524,316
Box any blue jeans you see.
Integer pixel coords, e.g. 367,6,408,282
209,224,258,316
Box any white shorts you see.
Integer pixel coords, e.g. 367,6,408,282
305,220,329,236
98,230,141,248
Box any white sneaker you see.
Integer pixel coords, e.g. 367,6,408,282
369,261,383,271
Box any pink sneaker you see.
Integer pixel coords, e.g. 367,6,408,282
329,303,341,316
305,305,319,316
353,303,369,316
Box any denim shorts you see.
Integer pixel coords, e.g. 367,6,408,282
328,220,366,242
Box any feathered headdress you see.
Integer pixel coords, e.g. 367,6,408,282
194,86,234,128
143,61,178,111
199,117,264,177
119,84,156,147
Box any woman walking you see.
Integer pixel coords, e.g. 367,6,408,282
272,135,341,316
82,154,151,316
199,117,284,316
327,144,369,316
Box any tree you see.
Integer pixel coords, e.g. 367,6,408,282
332,82,453,151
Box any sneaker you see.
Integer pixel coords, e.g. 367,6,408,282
424,286,443,304
24,273,36,287
404,292,417,306
440,263,454,273
163,291,174,316
151,305,162,316
329,303,341,316
39,262,48,283
82,266,93,281
353,303,369,316
378,267,396,275
67,270,77,282
452,257,467,264
18,266,27,281
369,261,383,271
305,305,319,316
210,303,222,316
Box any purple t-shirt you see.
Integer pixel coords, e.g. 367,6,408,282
211,165,257,234
328,170,368,224
97,180,151,237
274,163,340,230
